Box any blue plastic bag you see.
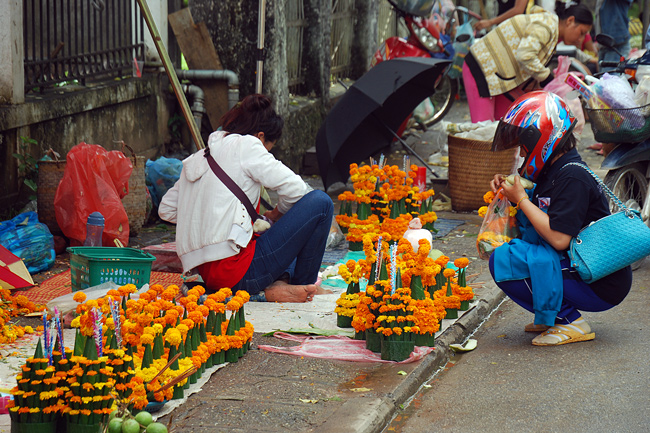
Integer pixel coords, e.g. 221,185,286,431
0,212,55,273
145,157,183,207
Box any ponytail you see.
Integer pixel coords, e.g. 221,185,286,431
219,94,284,142
555,1,593,25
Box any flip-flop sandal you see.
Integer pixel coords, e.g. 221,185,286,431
531,325,595,346
524,323,550,333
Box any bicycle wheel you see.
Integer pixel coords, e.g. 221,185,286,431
604,163,649,269
418,75,458,127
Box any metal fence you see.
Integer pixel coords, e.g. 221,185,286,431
24,0,145,91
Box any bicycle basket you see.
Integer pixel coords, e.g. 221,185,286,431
584,103,650,143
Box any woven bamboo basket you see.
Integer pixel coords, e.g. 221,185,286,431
37,158,66,235
447,135,517,212
120,143,147,235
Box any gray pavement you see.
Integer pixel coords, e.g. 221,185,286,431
152,97,641,433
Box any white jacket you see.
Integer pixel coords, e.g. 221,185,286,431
158,131,309,273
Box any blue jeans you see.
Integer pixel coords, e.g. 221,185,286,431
598,41,631,73
489,255,615,324
233,190,334,296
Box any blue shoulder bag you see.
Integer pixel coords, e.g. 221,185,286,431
564,163,650,283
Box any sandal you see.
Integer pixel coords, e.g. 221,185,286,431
524,323,550,333
532,324,595,346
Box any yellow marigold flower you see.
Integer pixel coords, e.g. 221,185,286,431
73,292,87,303
139,334,154,346
483,191,495,204
70,316,81,328
478,206,488,218
24,326,34,334
443,268,456,279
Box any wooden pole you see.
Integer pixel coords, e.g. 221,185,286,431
136,0,205,150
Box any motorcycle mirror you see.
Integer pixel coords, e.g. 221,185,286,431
595,34,615,49
456,34,470,43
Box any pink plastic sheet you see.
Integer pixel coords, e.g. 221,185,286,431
258,332,435,363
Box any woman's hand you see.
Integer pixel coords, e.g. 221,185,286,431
490,174,507,193
473,19,493,32
500,175,528,205
264,207,284,223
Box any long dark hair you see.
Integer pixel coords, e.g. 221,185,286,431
555,2,593,25
219,94,284,142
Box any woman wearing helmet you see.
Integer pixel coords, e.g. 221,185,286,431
462,1,593,123
488,91,632,346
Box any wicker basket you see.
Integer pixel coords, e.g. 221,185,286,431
120,143,147,235
448,135,517,212
37,158,66,235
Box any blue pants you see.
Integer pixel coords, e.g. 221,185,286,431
598,41,631,73
489,255,615,324
233,190,334,295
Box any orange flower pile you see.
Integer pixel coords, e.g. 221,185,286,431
0,287,42,346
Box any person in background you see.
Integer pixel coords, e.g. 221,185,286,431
645,23,650,49
488,91,632,346
473,0,534,32
595,0,633,71
463,2,593,122
159,94,334,303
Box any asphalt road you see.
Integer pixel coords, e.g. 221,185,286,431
385,262,650,433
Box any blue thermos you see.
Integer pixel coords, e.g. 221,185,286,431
84,212,104,246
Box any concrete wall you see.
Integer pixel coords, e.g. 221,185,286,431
0,74,173,209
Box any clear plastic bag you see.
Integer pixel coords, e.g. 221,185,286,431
476,189,519,260
325,216,346,251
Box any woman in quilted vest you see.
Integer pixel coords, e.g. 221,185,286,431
463,2,593,122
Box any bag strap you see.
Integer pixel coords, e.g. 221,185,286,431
562,162,629,213
204,148,262,222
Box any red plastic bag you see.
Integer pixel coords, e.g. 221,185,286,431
54,142,133,246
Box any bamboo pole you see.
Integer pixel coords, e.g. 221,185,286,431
136,0,205,150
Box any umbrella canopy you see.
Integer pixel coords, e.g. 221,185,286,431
316,56,449,189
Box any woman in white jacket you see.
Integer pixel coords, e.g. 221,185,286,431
159,94,333,302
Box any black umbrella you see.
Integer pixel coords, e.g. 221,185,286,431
316,56,450,189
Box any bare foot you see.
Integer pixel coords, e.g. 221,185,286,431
265,281,319,303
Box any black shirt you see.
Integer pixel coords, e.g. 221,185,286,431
530,148,632,305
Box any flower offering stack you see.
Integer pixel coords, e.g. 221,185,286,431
336,158,438,251
8,282,254,433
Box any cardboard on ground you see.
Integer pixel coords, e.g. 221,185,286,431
0,245,34,290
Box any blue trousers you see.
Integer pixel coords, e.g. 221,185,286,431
233,190,334,295
489,255,615,324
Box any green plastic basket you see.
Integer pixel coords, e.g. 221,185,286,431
67,247,156,292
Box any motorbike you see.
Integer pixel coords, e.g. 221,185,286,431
372,0,481,130
585,34,650,266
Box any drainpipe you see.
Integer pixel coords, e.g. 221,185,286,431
179,83,205,152
175,69,240,108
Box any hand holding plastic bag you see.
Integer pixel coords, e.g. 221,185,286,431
54,142,132,246
477,189,519,260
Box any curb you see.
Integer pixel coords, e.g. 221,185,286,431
314,267,506,433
